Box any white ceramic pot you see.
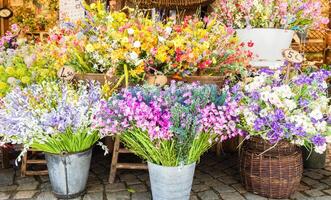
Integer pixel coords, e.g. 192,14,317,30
236,28,294,68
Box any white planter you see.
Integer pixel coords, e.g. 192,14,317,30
148,162,196,200
236,28,294,68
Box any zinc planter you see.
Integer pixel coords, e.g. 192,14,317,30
148,162,196,200
236,28,294,68
45,148,92,199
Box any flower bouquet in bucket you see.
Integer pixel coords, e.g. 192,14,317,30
92,81,244,200
0,81,104,199
237,68,331,198
215,0,329,68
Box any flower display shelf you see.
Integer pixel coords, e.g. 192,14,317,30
21,149,48,176
0,146,10,169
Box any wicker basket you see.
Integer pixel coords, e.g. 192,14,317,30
240,137,303,199
170,75,225,88
128,0,213,9
308,30,326,40
327,30,331,47
74,73,120,85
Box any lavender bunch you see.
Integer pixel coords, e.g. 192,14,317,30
0,81,103,159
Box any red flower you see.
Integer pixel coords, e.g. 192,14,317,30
247,40,254,47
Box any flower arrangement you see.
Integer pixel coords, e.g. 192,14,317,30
0,81,103,159
57,2,252,80
238,68,331,153
92,82,244,166
215,0,329,30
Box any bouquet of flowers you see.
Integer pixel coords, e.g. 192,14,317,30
92,82,244,166
60,2,252,80
238,68,331,153
215,0,329,30
0,81,103,159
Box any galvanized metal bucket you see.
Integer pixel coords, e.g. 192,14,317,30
148,162,196,200
45,148,92,199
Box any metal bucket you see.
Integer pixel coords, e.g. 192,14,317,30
148,162,196,200
45,148,92,199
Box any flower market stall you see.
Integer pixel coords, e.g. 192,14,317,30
0,0,330,200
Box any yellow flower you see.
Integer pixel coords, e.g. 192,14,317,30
86,44,94,52
0,81,8,90
21,76,31,84
5,67,15,76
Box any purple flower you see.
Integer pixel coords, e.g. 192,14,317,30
258,68,274,75
311,135,326,146
253,118,265,131
273,109,285,121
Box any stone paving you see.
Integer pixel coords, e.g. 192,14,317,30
1,152,331,200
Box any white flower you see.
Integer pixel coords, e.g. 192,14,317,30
310,108,324,121
291,138,304,146
127,28,134,35
259,108,269,118
158,36,165,43
321,81,328,89
283,99,296,111
274,85,293,99
314,143,327,154
133,41,141,48
165,27,172,34
129,52,138,61
315,121,327,133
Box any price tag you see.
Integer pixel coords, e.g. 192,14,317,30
147,75,168,86
57,66,75,81
282,49,303,64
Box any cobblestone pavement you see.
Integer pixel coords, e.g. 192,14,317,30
1,152,331,200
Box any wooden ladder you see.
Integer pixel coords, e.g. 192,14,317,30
21,149,48,176
108,136,147,183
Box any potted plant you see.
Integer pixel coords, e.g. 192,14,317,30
215,0,329,68
0,81,104,199
237,67,331,198
92,81,244,200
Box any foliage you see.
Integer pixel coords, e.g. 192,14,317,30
92,82,244,166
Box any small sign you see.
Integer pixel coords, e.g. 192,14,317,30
0,8,13,19
146,75,168,86
59,0,85,24
282,49,303,64
57,66,75,81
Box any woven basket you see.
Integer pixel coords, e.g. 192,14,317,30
308,30,326,40
128,0,213,9
302,39,326,53
240,137,303,199
170,75,225,88
326,50,331,64
74,73,120,85
327,30,331,47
